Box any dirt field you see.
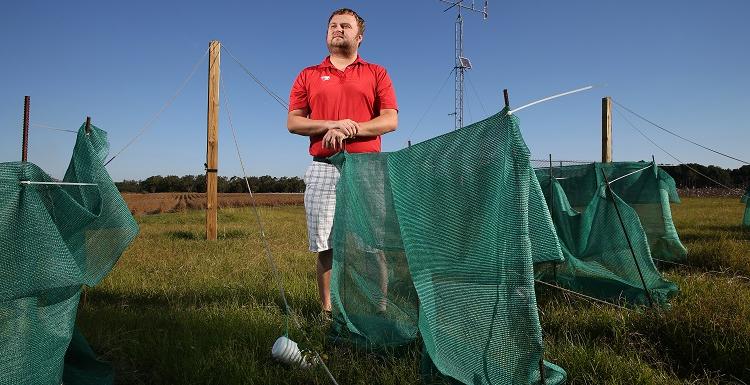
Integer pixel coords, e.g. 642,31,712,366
122,193,303,215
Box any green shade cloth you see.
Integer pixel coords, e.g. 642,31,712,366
0,123,138,385
330,110,565,385
537,162,686,263
742,185,750,228
535,176,677,306
534,162,682,306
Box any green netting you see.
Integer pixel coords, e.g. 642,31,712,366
743,186,750,227
534,163,681,306
535,176,678,306
329,151,420,348
330,110,566,385
537,162,686,263
1,123,138,385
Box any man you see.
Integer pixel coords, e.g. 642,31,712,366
287,8,398,315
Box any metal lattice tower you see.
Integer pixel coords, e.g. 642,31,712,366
440,1,488,130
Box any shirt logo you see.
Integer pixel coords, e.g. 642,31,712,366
321,76,331,81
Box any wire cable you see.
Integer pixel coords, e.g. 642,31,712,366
31,123,78,133
405,68,455,145
534,279,634,312
612,99,749,165
466,75,488,116
104,48,209,166
221,45,289,110
652,257,750,282
220,76,292,326
614,107,734,189
220,76,339,385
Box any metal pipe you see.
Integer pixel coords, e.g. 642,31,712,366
549,154,557,282
22,96,30,162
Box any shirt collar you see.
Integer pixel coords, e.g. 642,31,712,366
319,55,368,68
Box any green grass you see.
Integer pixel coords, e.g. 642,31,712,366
77,198,750,384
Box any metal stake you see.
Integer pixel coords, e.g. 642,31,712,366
22,96,30,161
549,154,557,282
600,169,655,308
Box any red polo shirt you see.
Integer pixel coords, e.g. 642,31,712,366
288,55,398,157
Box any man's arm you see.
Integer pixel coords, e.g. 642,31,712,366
354,109,398,137
321,109,398,149
287,109,360,137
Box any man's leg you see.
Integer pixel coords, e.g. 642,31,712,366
317,249,333,312
375,250,388,313
303,160,339,313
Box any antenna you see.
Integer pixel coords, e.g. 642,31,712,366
439,0,488,130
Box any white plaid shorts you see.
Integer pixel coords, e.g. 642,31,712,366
303,160,340,252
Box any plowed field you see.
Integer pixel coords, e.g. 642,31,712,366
122,192,303,215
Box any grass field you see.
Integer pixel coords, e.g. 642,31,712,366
77,197,750,384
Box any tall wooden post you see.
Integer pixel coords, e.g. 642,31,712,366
22,96,30,162
602,96,612,163
206,40,221,241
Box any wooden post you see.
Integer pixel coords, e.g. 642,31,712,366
503,89,510,109
22,96,30,162
602,96,612,163
206,40,221,241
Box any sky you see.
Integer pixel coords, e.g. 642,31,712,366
1,1,748,181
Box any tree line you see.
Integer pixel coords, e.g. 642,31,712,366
661,164,750,188
116,175,305,193
116,164,750,193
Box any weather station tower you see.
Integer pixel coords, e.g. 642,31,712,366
440,0,488,130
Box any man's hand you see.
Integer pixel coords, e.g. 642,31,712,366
322,128,350,150
326,119,359,138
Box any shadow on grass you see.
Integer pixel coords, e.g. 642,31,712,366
85,285,324,326
164,230,200,240
163,229,250,241
76,302,421,385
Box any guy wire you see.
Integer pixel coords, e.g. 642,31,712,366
534,279,634,313
612,99,748,165
105,48,209,166
220,76,340,385
614,107,734,189
405,68,455,145
221,45,289,110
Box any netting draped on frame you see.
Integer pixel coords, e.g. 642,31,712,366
330,110,566,385
533,162,683,306
742,185,750,228
0,123,138,385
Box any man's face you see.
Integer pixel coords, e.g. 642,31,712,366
326,13,362,53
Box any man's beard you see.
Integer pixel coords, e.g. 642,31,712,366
327,36,357,55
